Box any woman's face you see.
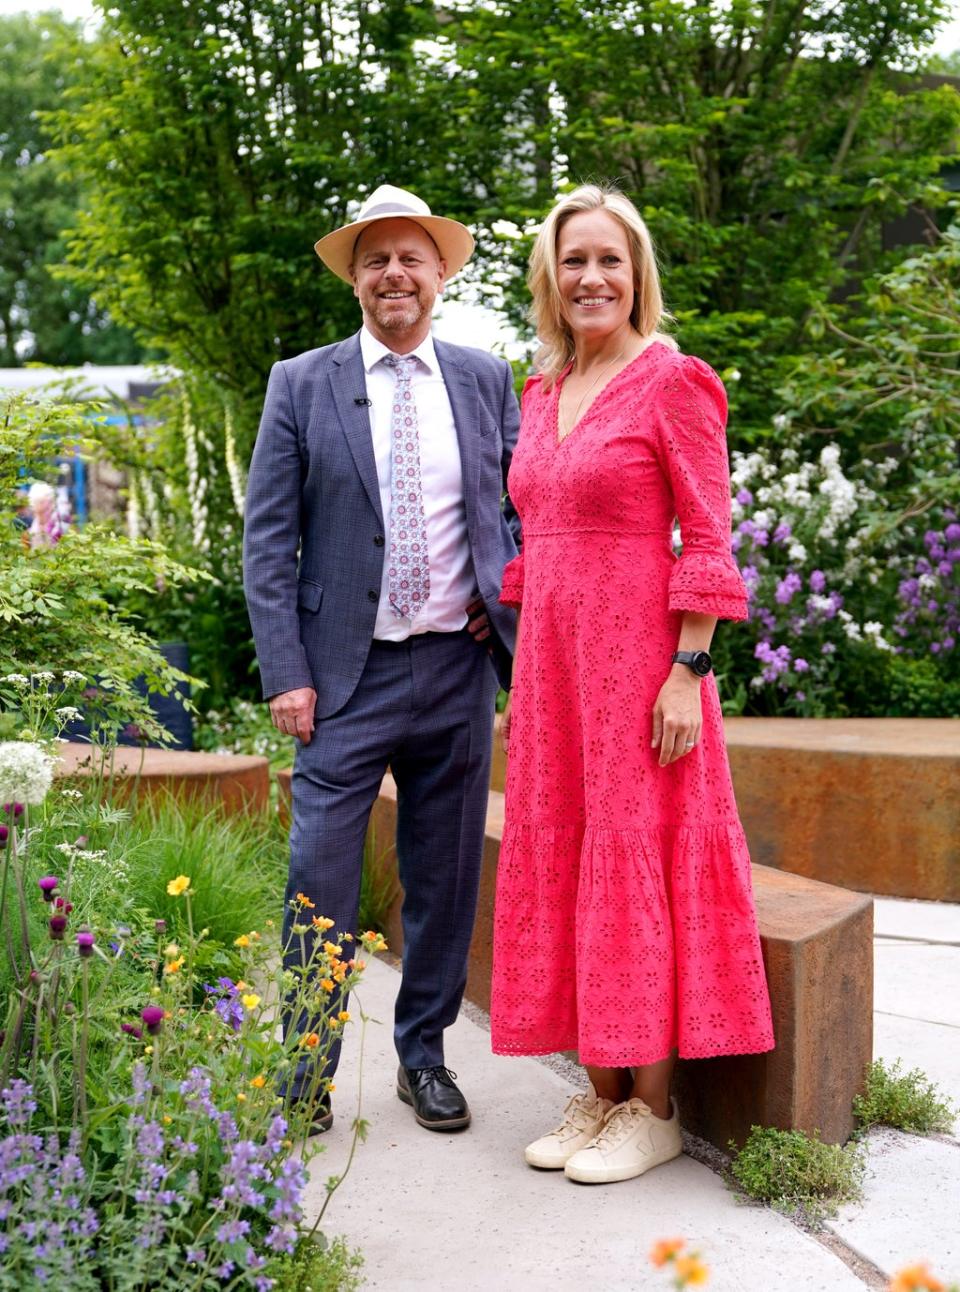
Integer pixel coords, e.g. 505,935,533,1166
555,209,636,343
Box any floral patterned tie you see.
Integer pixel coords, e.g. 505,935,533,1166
383,354,430,618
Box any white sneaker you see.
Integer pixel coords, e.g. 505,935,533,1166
563,1097,682,1184
524,1086,615,1170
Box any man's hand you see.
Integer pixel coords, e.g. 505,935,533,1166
466,595,492,646
651,666,702,767
269,687,318,744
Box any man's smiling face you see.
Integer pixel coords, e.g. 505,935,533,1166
350,218,447,349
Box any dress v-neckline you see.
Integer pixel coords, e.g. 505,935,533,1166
554,341,664,448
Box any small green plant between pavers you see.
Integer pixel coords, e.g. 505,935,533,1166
854,1059,956,1135
267,1234,364,1292
728,1125,865,1221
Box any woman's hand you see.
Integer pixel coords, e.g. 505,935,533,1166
651,666,702,767
500,693,513,754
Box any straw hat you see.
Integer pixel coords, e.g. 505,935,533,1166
314,184,475,284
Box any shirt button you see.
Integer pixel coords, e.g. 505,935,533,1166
367,589,378,602
373,535,385,547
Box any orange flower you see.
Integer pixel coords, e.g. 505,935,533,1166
323,940,342,959
674,1255,709,1286
299,1032,320,1048
312,915,334,931
319,978,335,993
650,1239,686,1268
164,956,185,975
250,1075,267,1089
234,934,251,948
337,1010,350,1023
294,892,315,909
332,962,347,982
890,1265,946,1292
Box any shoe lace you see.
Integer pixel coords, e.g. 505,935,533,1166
551,1090,598,1136
409,1066,458,1088
593,1098,651,1150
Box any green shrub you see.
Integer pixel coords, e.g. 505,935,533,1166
729,1125,865,1220
854,1059,956,1135
268,1235,364,1292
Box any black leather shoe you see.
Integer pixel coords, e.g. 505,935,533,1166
397,1065,471,1131
291,1094,333,1136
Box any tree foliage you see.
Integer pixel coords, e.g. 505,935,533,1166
0,12,142,366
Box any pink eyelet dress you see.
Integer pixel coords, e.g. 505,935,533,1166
491,343,775,1067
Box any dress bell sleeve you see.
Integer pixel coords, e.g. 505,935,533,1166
656,355,748,622
499,552,524,609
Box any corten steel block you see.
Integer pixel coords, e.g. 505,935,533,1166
372,776,874,1148
57,743,271,814
276,768,293,829
724,718,960,902
674,866,873,1148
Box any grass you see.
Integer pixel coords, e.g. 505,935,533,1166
728,1125,866,1222
268,1235,364,1292
854,1059,956,1135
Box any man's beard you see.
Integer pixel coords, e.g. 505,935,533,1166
370,292,428,333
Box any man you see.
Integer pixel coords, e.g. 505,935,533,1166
243,185,520,1134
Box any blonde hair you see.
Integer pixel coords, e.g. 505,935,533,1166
528,184,676,387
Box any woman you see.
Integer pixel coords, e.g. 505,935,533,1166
491,184,774,1185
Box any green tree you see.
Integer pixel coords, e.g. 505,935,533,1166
444,0,960,435
0,12,142,366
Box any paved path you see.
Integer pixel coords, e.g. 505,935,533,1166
302,896,960,1290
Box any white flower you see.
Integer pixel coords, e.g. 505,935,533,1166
59,788,83,800
0,742,55,806
1,675,29,688
863,621,891,650
788,542,808,562
727,368,742,382
55,706,81,722
32,671,55,684
62,671,86,683
752,509,774,530
772,413,789,432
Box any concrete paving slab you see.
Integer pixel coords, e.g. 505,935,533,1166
873,1012,960,1138
874,942,960,1028
828,1128,960,1282
875,898,960,945
305,959,867,1292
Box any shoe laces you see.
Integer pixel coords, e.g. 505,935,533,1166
593,1098,651,1150
551,1090,600,1137
409,1065,458,1088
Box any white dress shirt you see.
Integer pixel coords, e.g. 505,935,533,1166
360,326,476,640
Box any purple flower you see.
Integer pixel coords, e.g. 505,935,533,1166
154,919,166,935
216,1219,250,1245
255,1279,276,1292
945,523,960,543
180,1068,218,1118
55,897,73,914
794,658,810,673
76,932,95,958
265,1225,295,1254
141,1006,165,1036
1,803,23,818
1,1079,37,1128
736,488,754,506
217,1263,236,1281
220,1139,268,1207
121,1022,143,1040
809,569,826,594
48,915,68,941
737,518,769,547
775,571,802,605
38,876,59,901
794,691,806,702
186,1248,206,1265
0,825,7,844
773,520,792,543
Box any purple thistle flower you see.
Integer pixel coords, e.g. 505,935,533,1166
154,919,166,934
141,1006,165,1036
0,825,7,844
76,932,95,958
48,915,68,941
2,803,23,818
38,876,59,901
55,897,73,914
121,1022,143,1040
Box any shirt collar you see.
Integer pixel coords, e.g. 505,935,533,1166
360,325,438,375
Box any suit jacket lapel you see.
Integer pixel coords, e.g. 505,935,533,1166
329,333,384,526
435,341,481,535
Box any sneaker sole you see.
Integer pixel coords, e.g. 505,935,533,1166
564,1142,682,1184
524,1149,570,1170
396,1082,471,1131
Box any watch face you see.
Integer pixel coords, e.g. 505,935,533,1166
692,651,712,676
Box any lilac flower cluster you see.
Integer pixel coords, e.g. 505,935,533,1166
894,513,960,657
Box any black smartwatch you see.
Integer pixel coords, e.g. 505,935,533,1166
672,650,713,677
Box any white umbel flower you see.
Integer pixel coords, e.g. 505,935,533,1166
0,742,55,806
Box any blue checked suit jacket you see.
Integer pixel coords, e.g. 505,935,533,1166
243,331,522,717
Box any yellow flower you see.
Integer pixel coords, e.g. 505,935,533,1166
650,1239,686,1268
890,1266,946,1292
337,1010,350,1023
325,1082,336,1094
234,934,251,948
164,956,185,975
294,891,315,909
300,1032,320,1048
241,993,261,1010
144,1045,153,1055
163,1115,172,1125
236,1092,247,1102
166,875,190,897
312,915,335,931
360,930,388,952
163,942,180,958
319,978,335,993
332,962,347,983
250,1075,267,1089
673,1255,709,1286
323,940,341,959
328,1017,342,1029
